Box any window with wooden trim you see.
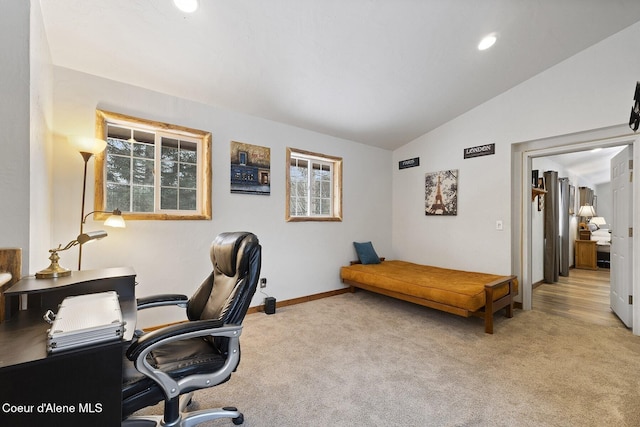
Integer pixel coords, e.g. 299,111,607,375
286,148,342,222
94,110,212,221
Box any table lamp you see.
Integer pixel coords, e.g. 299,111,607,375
36,231,108,279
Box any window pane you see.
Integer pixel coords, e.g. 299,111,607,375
133,158,154,185
321,199,331,215
106,183,130,212
291,159,308,176
161,138,179,161
107,137,131,156
311,197,320,215
108,125,131,141
107,154,131,184
133,141,154,159
161,160,178,187
291,197,306,216
132,186,154,212
179,189,197,210
296,181,307,197
179,163,197,188
133,130,155,144
321,181,331,197
179,140,198,163
161,187,178,210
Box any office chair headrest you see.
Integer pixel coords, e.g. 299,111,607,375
211,231,256,277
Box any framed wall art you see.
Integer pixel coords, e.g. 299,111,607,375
230,141,271,195
425,169,458,216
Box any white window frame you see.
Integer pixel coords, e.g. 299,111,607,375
94,110,212,221
286,147,342,222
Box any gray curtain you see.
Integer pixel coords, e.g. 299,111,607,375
559,178,570,276
544,171,559,283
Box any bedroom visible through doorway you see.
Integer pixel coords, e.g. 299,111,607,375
530,145,627,324
511,123,640,336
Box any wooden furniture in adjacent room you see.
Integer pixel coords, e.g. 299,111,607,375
575,239,598,270
579,229,592,241
0,267,136,427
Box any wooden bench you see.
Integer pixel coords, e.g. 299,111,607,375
340,259,518,334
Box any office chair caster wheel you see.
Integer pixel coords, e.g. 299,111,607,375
232,413,244,425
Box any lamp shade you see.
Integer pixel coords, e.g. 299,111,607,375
83,209,126,228
577,204,596,218
104,210,126,228
77,230,108,245
69,136,107,155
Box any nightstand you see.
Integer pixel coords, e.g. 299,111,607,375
575,240,597,270
579,229,591,240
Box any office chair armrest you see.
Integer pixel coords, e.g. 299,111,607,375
127,320,243,400
136,294,189,310
126,319,225,360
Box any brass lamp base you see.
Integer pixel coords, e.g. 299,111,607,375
36,249,72,279
35,265,71,279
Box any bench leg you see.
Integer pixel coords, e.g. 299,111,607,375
505,301,514,318
485,289,494,334
484,315,494,334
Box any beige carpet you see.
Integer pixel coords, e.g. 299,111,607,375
136,290,640,426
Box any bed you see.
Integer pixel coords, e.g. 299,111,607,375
591,227,611,268
340,247,518,334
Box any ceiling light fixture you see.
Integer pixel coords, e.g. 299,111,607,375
173,0,199,13
478,34,497,51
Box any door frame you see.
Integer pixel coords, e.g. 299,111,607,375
511,124,640,334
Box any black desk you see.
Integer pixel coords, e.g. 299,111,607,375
0,267,136,427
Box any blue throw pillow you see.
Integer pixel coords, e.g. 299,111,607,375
353,241,381,265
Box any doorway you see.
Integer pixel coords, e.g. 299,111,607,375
511,124,640,334
530,149,619,325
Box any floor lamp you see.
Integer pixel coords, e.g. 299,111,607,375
68,136,108,270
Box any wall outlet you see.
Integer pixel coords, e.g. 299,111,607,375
260,278,267,288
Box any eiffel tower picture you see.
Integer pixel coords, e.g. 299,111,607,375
425,169,458,216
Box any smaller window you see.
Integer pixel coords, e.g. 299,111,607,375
286,148,342,222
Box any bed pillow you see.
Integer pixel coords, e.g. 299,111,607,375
353,241,381,264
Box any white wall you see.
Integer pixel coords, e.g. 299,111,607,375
29,0,54,275
0,0,52,275
0,0,31,271
50,68,392,327
392,21,640,285
595,182,612,226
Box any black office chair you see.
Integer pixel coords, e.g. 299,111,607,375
122,231,261,426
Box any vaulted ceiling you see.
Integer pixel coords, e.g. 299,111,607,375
39,0,640,150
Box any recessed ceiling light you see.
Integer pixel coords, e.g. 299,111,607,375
174,0,199,13
478,34,497,51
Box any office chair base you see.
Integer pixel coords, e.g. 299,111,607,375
122,407,244,426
